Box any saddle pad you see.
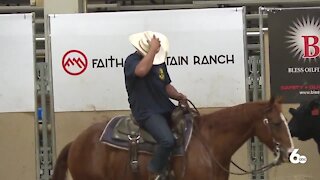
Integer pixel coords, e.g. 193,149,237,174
99,115,193,156
113,116,156,144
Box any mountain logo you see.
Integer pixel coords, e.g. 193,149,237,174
62,50,88,75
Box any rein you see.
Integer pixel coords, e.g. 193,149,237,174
179,99,200,117
195,123,281,176
175,99,200,179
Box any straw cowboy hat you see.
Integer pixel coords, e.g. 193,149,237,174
129,31,169,65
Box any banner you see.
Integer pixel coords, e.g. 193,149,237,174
50,8,247,112
268,9,320,103
0,14,35,112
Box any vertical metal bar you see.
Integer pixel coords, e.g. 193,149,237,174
250,7,267,180
254,136,265,180
83,0,87,13
251,57,266,180
248,7,269,180
30,0,36,6
32,12,41,180
252,56,259,101
39,63,50,180
259,7,266,100
242,6,250,103
260,7,270,180
46,14,57,165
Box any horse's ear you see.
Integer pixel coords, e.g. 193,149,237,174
269,96,276,105
275,96,283,104
266,96,283,113
268,96,283,105
265,96,276,113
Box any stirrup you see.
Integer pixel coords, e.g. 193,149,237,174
128,134,140,172
154,175,161,180
148,172,161,180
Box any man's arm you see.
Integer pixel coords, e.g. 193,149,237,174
134,35,160,77
166,83,187,101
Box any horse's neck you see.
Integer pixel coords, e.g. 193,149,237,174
199,103,265,158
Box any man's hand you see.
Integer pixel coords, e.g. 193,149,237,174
135,34,161,77
148,34,161,54
177,93,188,107
165,84,188,106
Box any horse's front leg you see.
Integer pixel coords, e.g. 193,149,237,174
172,138,214,180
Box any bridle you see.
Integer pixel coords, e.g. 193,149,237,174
263,116,286,158
230,115,286,175
226,111,288,175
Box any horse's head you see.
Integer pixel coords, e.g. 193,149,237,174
255,97,294,163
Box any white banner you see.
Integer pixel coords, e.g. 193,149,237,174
0,14,35,112
50,8,247,112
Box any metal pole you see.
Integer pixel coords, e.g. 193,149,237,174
32,12,41,180
0,6,43,13
248,7,268,180
259,6,266,100
39,62,51,180
250,56,266,180
82,0,87,13
242,6,250,103
253,61,266,180
252,56,259,101
46,14,57,167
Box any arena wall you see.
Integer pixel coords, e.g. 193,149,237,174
0,113,37,180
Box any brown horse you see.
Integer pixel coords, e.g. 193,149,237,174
52,97,294,180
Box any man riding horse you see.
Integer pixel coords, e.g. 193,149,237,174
124,31,187,180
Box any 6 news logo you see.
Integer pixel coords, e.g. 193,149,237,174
289,149,307,164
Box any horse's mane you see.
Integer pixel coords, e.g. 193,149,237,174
194,100,269,130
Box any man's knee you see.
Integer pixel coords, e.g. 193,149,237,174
161,135,175,149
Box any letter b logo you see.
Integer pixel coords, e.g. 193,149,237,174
289,149,307,164
302,36,320,58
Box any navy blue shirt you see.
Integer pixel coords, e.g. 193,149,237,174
124,52,176,121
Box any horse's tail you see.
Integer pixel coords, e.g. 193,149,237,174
52,142,72,180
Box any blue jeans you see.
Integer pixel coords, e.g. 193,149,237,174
141,113,175,173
